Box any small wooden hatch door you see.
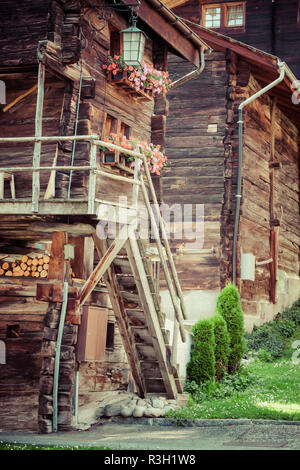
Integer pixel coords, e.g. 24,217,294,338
76,306,108,361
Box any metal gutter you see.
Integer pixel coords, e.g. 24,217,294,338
145,0,211,52
232,60,286,285
171,46,210,89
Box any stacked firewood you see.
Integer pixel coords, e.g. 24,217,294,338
0,255,50,278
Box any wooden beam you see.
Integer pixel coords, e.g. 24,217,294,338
32,62,45,213
79,225,130,306
27,222,96,236
121,0,200,67
47,232,67,282
69,236,94,280
2,84,38,113
37,40,85,83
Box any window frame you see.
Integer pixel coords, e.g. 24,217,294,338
224,2,245,29
202,4,222,30
202,2,246,33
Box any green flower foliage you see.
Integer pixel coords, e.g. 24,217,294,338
187,319,216,384
216,283,246,372
211,314,231,380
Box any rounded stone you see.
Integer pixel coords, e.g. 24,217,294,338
120,405,135,417
132,406,145,418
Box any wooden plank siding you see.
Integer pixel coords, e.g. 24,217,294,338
162,51,228,291
235,75,300,313
0,278,47,431
165,45,300,321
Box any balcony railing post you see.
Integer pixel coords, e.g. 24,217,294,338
32,62,45,213
88,139,97,214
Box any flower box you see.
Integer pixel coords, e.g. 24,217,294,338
107,70,153,102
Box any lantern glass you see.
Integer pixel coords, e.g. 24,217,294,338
121,25,146,66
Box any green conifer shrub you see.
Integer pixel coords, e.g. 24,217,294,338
216,283,245,372
187,319,215,384
211,314,231,380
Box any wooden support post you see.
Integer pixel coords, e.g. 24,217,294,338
132,157,141,206
47,232,67,282
88,140,97,214
69,236,94,280
32,62,45,213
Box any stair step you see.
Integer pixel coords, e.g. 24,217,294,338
136,344,156,361
130,327,153,345
142,367,164,379
120,291,140,303
113,257,131,268
145,378,168,394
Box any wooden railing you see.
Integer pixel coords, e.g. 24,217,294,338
0,134,188,353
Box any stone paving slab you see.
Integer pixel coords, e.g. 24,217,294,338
0,419,300,450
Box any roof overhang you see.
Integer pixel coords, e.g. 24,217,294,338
181,21,300,131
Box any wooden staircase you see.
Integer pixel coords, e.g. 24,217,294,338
78,145,188,399
96,235,183,399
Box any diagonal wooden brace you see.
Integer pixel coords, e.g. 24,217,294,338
79,224,131,306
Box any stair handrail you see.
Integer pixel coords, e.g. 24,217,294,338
135,147,188,320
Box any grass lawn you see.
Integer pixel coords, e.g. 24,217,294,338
0,443,111,450
169,327,300,422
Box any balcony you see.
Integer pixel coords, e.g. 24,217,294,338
0,135,144,216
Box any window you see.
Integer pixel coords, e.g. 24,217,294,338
6,324,20,338
105,322,115,351
101,113,132,165
110,28,122,57
202,2,245,31
204,5,221,29
226,3,244,27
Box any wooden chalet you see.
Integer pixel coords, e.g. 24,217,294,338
0,0,209,432
165,0,300,77
160,2,300,331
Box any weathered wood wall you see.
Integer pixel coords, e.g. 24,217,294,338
0,73,66,199
162,51,228,291
0,278,47,431
239,74,300,317
172,0,300,76
0,1,155,204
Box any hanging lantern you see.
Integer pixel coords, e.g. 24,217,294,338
121,19,146,66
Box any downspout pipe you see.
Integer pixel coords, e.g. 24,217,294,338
232,59,286,285
171,47,210,89
52,264,70,433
